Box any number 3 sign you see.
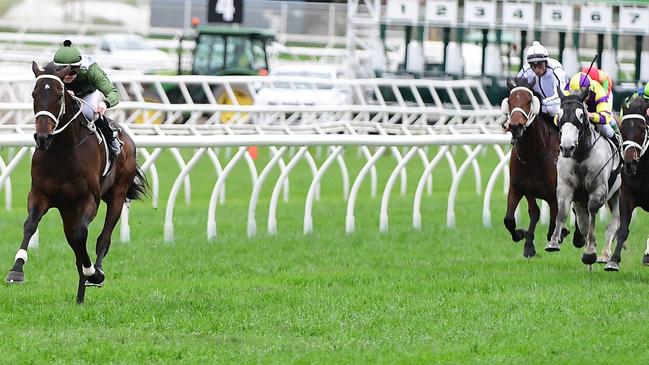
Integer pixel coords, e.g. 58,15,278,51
502,2,534,29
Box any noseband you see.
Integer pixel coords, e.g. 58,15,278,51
621,113,649,159
505,86,538,129
33,74,82,136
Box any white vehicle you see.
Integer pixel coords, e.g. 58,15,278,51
256,64,352,106
92,34,176,73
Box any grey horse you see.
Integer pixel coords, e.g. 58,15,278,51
545,92,621,266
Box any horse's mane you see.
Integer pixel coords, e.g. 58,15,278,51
42,62,59,74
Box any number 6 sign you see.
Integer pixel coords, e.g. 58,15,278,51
580,4,611,32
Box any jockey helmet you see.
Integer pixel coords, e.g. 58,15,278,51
644,84,649,99
526,41,549,63
568,72,591,94
53,40,82,67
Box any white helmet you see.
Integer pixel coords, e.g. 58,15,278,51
526,41,549,63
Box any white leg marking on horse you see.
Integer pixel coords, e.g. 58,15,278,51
15,249,27,263
645,237,649,256
82,265,95,276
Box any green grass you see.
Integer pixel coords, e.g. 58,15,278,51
0,146,648,364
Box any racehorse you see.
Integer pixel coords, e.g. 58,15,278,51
546,90,621,267
4,61,147,303
605,96,649,271
501,77,573,257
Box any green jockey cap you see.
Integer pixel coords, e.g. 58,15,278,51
53,40,82,66
644,83,649,99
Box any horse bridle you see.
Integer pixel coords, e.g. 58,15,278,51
504,86,538,129
558,99,589,129
621,113,649,159
33,74,82,136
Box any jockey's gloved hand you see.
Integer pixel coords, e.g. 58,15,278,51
588,112,599,123
95,101,107,116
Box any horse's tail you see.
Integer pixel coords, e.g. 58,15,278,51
127,165,148,201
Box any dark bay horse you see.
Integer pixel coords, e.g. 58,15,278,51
605,96,649,271
4,61,146,303
502,77,573,257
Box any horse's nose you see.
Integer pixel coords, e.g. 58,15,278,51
33,133,52,150
560,144,576,157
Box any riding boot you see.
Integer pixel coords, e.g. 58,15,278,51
96,116,121,160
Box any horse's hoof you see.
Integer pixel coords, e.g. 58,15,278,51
84,269,105,287
604,261,620,271
597,256,610,264
573,232,586,248
545,241,561,252
642,255,649,266
4,270,24,284
582,252,597,265
512,229,526,242
523,245,537,258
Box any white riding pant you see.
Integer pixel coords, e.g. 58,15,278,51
80,90,101,121
543,95,561,117
597,123,615,139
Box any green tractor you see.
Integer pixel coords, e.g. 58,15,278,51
142,25,275,123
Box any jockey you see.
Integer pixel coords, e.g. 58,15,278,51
517,41,568,118
52,40,121,159
581,66,615,109
564,72,621,148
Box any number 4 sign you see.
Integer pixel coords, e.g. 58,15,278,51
502,2,535,29
208,0,244,24
619,6,649,34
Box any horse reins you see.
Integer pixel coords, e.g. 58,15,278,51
620,114,649,159
34,74,83,136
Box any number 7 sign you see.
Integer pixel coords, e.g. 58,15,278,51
208,0,244,24
619,6,649,34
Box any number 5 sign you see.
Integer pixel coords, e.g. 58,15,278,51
580,4,611,32
208,0,244,23
502,2,535,29
541,4,573,30
619,6,649,34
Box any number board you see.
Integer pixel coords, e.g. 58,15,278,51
208,0,243,23
502,2,535,29
385,0,419,22
541,4,573,30
580,4,612,32
424,0,458,26
619,6,649,34
464,0,496,28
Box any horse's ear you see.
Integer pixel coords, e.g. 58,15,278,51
55,65,70,80
31,61,43,77
556,84,565,101
579,87,589,101
507,78,516,90
528,78,536,88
